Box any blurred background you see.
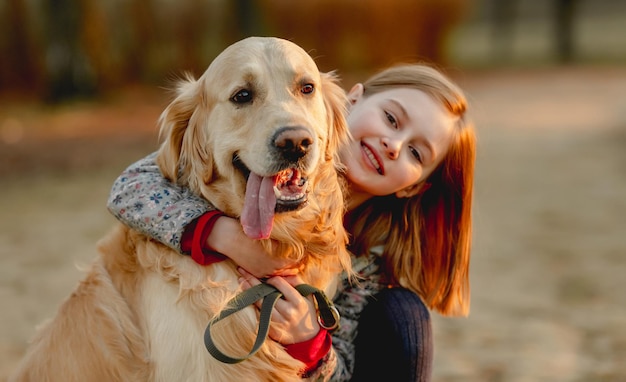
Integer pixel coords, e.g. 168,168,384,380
3,0,625,102
1,0,625,381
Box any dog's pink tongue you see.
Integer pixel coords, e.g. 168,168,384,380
241,173,276,239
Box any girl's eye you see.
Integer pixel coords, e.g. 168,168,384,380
301,83,315,95
231,89,253,104
384,111,398,128
409,146,422,163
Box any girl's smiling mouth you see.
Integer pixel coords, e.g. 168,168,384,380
361,142,384,175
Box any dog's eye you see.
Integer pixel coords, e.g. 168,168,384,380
301,84,315,95
231,89,253,104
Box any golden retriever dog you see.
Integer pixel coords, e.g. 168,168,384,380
11,37,351,382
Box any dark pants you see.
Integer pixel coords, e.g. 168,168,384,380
351,288,433,382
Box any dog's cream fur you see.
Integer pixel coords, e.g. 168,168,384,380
11,37,351,382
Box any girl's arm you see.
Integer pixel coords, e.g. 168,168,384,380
107,152,298,277
107,152,212,253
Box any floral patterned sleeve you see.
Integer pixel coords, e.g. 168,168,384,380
107,152,214,253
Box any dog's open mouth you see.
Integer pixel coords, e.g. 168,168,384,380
234,156,309,239
273,168,308,211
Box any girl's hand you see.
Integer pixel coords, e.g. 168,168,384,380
238,268,320,344
208,216,300,278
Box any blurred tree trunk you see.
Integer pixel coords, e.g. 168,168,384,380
491,0,516,62
174,1,215,75
233,0,262,38
555,0,576,63
127,0,156,82
0,0,44,94
44,0,95,101
43,0,111,102
79,0,116,90
223,0,263,44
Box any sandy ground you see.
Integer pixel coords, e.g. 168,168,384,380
1,66,625,381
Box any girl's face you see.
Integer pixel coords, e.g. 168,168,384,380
341,84,457,204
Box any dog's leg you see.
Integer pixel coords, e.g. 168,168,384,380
10,259,150,382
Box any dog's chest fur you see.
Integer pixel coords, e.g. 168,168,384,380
113,226,306,381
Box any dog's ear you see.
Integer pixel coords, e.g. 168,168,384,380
156,74,204,183
320,72,351,165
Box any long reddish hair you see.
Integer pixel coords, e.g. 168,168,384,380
345,64,475,316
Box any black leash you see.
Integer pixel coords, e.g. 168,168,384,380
204,283,340,364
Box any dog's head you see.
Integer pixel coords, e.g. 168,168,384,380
156,37,350,282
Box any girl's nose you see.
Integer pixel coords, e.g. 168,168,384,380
382,137,401,160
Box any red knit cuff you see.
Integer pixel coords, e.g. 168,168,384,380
284,329,331,373
181,211,227,265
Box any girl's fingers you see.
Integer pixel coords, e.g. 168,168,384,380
267,276,315,319
238,268,309,319
238,268,264,309
237,270,319,343
237,276,256,307
266,276,303,302
238,267,261,286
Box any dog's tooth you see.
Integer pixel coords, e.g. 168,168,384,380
273,185,281,198
277,193,305,201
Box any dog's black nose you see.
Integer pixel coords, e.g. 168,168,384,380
272,126,313,161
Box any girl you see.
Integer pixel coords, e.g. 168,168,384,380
108,63,476,381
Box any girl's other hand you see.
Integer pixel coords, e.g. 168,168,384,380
238,268,320,344
208,216,300,278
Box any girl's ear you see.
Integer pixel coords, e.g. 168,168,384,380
396,182,431,198
347,83,364,105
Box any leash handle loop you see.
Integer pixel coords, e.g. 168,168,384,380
203,283,340,364
294,284,340,330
